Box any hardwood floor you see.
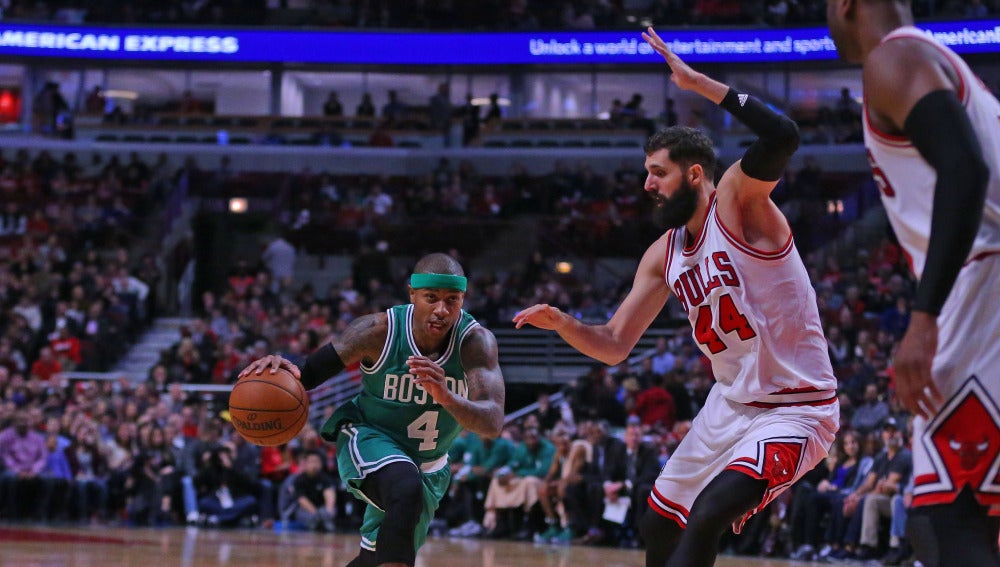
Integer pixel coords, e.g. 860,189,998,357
0,525,816,567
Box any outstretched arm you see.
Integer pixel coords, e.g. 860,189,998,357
409,326,505,438
864,40,988,419
643,27,799,191
513,234,671,365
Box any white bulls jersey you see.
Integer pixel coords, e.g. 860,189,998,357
863,26,1000,278
663,195,837,406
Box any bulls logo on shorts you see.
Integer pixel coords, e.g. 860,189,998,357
726,436,807,533
913,376,1000,508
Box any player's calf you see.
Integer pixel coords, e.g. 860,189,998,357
362,462,425,566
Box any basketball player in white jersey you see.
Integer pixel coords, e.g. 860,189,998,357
828,1,1000,565
513,27,839,567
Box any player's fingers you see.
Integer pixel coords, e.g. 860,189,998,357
925,376,945,409
645,26,665,47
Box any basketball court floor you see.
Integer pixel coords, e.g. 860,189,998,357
0,525,818,567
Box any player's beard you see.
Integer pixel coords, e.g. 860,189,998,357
651,176,700,229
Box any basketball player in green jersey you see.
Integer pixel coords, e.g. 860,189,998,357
239,253,505,567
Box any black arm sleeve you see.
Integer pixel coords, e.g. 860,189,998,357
718,88,800,182
299,343,346,390
904,89,990,315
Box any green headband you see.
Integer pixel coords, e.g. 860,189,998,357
410,273,467,292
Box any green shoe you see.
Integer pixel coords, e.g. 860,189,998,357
534,525,561,543
553,527,573,545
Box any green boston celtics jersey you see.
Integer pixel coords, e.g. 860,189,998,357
330,304,479,463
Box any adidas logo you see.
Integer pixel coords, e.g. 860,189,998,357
738,93,749,107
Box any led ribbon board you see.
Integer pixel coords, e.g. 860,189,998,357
0,21,997,64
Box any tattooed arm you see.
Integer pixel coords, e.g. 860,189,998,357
409,326,506,438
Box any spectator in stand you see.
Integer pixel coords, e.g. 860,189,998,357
851,383,889,434
446,430,514,538
482,426,554,540
355,93,375,117
381,90,406,125
0,411,54,520
429,82,452,147
533,423,588,544
84,86,104,115
66,422,109,522
879,296,911,340
808,429,875,561
855,417,912,562
42,431,73,521
483,93,503,127
566,420,627,545
29,346,62,382
290,450,336,532
649,337,675,376
533,391,565,434
461,93,480,146
126,424,177,526
659,97,679,129
262,233,296,291
322,91,343,117
193,441,259,527
622,418,663,545
632,373,676,432
49,320,81,372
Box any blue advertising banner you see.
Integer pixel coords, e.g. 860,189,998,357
0,21,998,65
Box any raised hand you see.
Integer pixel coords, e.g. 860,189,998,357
642,26,702,92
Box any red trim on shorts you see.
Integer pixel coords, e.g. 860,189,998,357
647,496,687,530
648,486,690,529
713,207,794,261
725,463,765,480
914,473,940,487
743,395,838,409
774,386,821,394
965,250,1000,266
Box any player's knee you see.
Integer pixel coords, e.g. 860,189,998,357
686,471,766,533
384,469,423,523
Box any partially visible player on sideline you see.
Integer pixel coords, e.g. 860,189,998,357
240,253,505,567
514,27,839,567
827,1,1000,565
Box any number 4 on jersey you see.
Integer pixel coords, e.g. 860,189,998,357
407,411,440,451
695,293,757,354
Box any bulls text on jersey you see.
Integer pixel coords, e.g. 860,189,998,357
672,251,742,312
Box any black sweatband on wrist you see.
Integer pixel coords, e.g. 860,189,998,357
719,88,799,182
904,90,989,315
299,343,346,390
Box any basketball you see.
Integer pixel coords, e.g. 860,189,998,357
228,367,309,446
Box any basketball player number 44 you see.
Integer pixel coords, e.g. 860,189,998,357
694,293,757,354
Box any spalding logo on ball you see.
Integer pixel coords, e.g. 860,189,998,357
229,367,309,446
